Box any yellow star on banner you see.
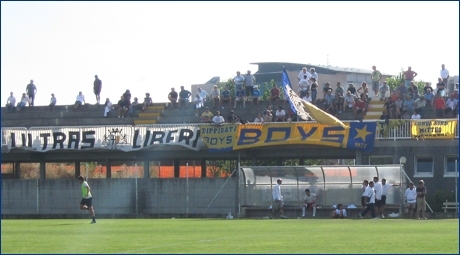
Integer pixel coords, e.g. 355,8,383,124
354,125,372,142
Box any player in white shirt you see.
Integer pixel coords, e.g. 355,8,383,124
373,177,383,217
301,189,317,217
380,178,400,218
270,179,286,219
440,64,449,84
332,204,347,219
404,182,417,219
357,181,378,219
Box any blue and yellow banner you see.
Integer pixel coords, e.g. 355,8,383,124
202,122,377,152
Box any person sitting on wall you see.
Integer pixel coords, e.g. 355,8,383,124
220,86,231,109
15,93,29,112
168,87,178,109
103,98,113,117
117,95,128,118
6,92,16,113
269,83,280,105
73,91,85,111
211,85,220,109
332,204,347,219
252,85,262,106
142,93,153,111
179,86,191,109
275,106,286,122
234,86,246,108
343,91,356,112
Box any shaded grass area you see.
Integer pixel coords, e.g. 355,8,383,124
1,218,458,254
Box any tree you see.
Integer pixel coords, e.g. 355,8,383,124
385,68,426,93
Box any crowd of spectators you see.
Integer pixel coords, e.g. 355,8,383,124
5,65,459,122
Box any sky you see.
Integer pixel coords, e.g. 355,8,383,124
1,1,459,106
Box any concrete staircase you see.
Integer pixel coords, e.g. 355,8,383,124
364,98,385,120
133,105,165,125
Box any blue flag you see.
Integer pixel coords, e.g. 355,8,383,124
282,68,297,115
346,122,377,152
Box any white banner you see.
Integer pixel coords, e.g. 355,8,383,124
4,125,204,152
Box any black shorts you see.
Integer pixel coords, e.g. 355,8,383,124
375,199,382,207
94,89,101,95
381,195,387,205
361,196,366,207
80,197,93,207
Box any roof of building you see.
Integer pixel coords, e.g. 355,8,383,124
250,62,393,76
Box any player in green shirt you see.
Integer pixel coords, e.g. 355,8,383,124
78,176,96,224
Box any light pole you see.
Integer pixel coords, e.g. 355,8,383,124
399,156,407,217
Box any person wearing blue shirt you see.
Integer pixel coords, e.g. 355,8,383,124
220,87,231,109
234,87,246,108
233,71,245,91
252,85,262,106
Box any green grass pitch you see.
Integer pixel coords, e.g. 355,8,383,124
1,218,458,254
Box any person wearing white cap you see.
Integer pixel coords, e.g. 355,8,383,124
252,85,261,106
270,179,287,219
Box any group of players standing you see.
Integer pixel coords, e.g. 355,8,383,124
357,177,401,219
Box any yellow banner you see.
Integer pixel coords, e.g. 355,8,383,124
411,120,458,139
233,123,350,150
201,122,377,152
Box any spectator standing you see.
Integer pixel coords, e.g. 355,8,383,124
193,93,202,116
405,182,417,219
220,86,231,109
332,204,347,219
357,181,378,219
179,86,191,109
270,179,286,219
434,95,445,118
200,107,213,123
371,66,382,98
269,83,280,104
380,178,400,218
413,96,426,118
310,78,318,104
93,75,102,104
211,111,225,126
234,86,246,108
49,93,56,111
142,93,153,111
440,64,449,88
298,67,311,86
379,82,390,101
445,94,458,117
275,106,286,122
15,93,29,112
103,98,113,117
309,68,318,84
6,92,16,113
26,80,37,106
298,69,310,98
210,85,220,108
416,180,427,220
403,66,418,88
252,85,261,106
233,71,245,91
73,91,85,111
244,70,256,99
168,88,178,109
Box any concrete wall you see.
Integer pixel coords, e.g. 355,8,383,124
2,178,237,217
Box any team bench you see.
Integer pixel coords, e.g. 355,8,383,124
241,204,400,218
442,201,459,213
